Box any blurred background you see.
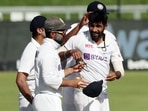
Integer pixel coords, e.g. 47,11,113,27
0,0,148,71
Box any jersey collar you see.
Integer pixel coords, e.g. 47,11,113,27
31,38,40,48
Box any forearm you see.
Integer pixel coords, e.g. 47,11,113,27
60,79,74,87
64,67,74,77
64,62,84,77
58,45,70,61
59,50,72,61
60,79,82,88
16,73,34,104
112,61,125,79
60,77,88,89
17,82,34,104
61,23,82,45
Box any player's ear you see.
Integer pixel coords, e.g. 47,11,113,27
36,28,43,34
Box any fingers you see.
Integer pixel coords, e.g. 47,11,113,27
73,60,86,70
78,81,88,89
82,15,89,24
72,59,87,73
75,78,89,89
79,13,89,26
75,77,81,79
105,73,116,81
106,77,115,81
77,81,89,89
71,50,82,60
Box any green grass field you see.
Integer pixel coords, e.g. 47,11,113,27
0,70,148,111
0,0,148,6
0,71,18,111
0,0,148,21
108,70,148,111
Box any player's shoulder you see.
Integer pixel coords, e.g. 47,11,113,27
23,42,34,51
76,30,90,39
104,31,118,45
79,25,89,33
66,23,78,34
104,30,116,40
66,23,89,34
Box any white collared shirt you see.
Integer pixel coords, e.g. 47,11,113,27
35,38,64,97
64,31,123,91
18,38,40,91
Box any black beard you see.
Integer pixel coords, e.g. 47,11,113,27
55,39,62,45
90,31,104,42
55,36,63,45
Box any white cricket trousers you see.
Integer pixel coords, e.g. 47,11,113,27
74,88,110,111
32,93,62,111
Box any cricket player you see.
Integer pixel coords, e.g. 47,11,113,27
32,17,88,111
61,10,125,111
16,15,47,111
62,1,118,111
16,13,89,111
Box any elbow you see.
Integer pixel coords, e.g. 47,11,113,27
16,72,27,88
16,77,23,88
16,75,20,86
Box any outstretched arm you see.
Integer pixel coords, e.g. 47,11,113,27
61,13,89,45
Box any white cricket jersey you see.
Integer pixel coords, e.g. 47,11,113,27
18,38,40,92
64,31,123,91
35,38,64,97
65,23,117,69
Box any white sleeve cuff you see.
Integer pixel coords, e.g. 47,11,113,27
112,61,125,77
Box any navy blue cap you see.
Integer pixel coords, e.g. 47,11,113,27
30,15,47,32
83,80,103,97
87,1,109,14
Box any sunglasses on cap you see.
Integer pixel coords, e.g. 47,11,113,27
52,30,65,35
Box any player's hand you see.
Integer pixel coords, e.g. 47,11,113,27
79,13,89,27
71,77,89,89
106,72,116,81
70,49,82,60
64,62,85,76
72,61,86,73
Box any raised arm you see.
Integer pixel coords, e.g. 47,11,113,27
61,13,89,45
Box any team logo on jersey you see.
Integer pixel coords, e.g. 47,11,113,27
84,53,107,62
84,53,90,60
85,44,93,48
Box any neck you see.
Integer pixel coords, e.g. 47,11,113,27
96,38,104,45
34,36,44,45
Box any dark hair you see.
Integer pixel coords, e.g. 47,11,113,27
32,31,38,38
88,12,108,25
30,15,47,38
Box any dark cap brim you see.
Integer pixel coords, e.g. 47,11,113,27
56,24,71,31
